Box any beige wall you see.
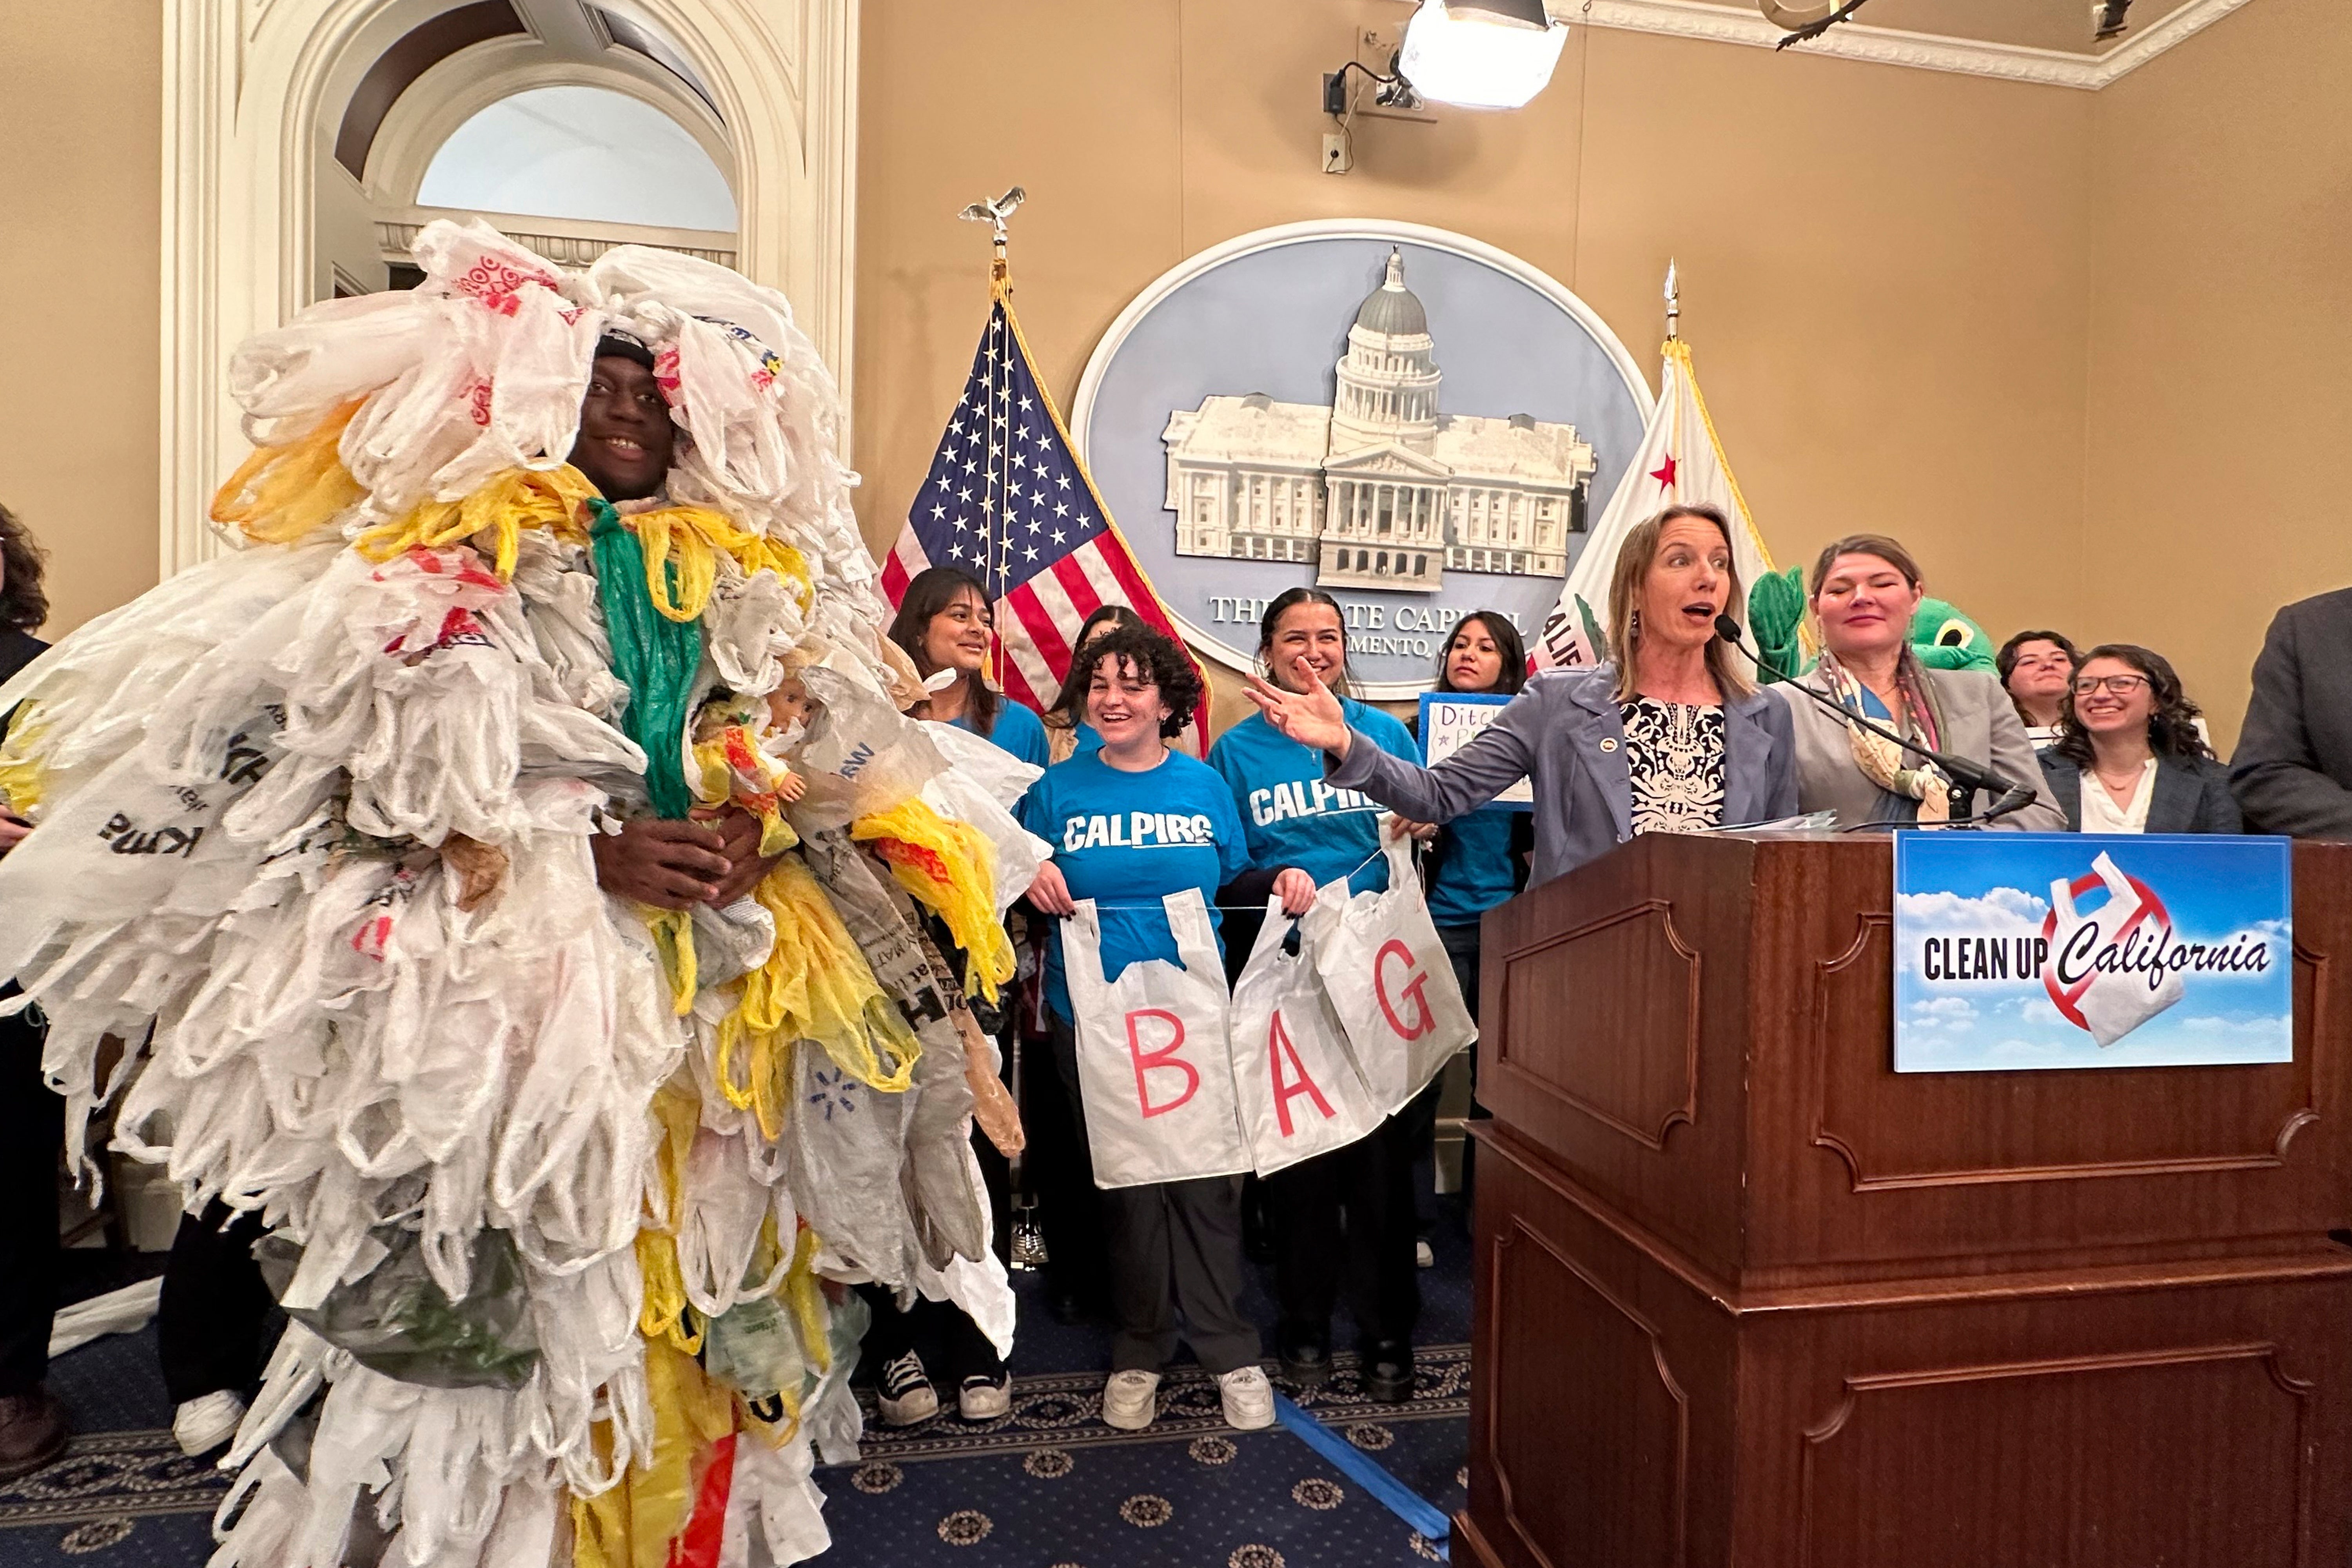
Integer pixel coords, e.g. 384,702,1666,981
0,5,162,639
2084,0,2352,752
854,1,2098,732
5,0,2341,760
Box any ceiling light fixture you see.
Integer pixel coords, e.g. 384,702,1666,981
1395,0,1570,110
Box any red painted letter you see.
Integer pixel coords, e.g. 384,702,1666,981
1374,939,1436,1041
1267,1008,1336,1137
1127,1008,1200,1118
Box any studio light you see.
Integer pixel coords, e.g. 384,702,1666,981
1396,0,1570,111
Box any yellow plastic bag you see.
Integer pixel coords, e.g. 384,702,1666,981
852,797,1014,1003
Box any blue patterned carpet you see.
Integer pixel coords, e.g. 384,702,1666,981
0,1199,1474,1566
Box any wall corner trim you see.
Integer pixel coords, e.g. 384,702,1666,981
1578,0,2257,91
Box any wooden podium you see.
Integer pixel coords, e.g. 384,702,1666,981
1456,833,2352,1568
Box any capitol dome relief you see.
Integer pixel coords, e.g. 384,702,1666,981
1161,248,1596,595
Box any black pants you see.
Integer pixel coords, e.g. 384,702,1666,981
855,1118,1012,1387
1051,1016,1258,1376
1267,1105,1423,1354
854,1286,1004,1385
1017,1028,1108,1309
0,993,59,1396
159,1203,273,1405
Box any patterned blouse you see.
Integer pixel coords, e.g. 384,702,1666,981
1617,698,1728,835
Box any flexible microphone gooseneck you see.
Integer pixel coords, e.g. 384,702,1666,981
1711,613,2038,826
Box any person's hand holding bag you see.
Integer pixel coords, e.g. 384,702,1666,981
1273,867,1316,916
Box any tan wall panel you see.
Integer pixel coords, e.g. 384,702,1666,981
2085,0,2352,754
856,2,2096,731
0,4,163,639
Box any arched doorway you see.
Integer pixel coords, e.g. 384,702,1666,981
161,0,857,571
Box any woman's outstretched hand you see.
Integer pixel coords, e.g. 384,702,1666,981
1245,668,1352,760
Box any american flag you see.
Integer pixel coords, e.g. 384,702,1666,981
880,281,1210,756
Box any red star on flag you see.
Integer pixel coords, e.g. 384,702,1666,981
1650,454,1679,489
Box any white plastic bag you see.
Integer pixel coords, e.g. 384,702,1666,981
2047,849,2184,1047
1062,892,1249,1189
1302,833,1475,1116
1228,901,1384,1176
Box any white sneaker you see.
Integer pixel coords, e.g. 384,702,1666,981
957,1373,1011,1421
173,1390,245,1457
1101,1369,1161,1431
877,1350,938,1426
1415,1239,1436,1269
1218,1365,1276,1431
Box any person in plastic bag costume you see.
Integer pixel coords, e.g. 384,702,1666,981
0,220,1025,1568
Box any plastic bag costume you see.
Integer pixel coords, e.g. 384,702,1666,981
0,221,1030,1568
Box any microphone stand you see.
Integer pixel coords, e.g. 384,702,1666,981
1713,615,2038,828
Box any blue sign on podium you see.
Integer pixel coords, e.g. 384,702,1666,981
1891,833,2293,1074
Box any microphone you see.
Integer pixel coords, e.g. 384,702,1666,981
1712,613,2038,826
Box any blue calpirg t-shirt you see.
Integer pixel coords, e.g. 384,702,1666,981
1015,751,1250,1025
953,697,1050,768
1209,697,1420,896
1426,807,1521,928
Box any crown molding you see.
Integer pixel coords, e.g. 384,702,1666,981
1577,0,2256,91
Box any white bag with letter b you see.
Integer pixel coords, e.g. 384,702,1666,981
1063,891,1250,1189
1303,833,1477,1115
1229,901,1384,1175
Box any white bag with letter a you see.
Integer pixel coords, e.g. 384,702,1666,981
1063,891,1250,1189
1303,833,1477,1115
1229,901,1384,1176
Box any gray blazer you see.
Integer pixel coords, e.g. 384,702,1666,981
2038,752,2242,834
1324,664,1799,887
2230,588,2352,838
1772,666,2065,831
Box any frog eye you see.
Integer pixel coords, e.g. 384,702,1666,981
1935,618,1975,649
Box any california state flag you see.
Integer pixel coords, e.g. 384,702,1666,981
1530,337,1775,670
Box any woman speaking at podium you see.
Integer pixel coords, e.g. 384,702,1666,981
1775,535,2063,830
1245,505,1798,886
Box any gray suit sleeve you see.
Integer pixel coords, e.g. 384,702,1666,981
2200,764,2245,835
1327,688,1539,826
2230,607,2352,838
1983,694,2067,831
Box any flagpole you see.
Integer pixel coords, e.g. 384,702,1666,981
958,187,1027,691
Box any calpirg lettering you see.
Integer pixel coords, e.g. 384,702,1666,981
1058,811,1218,852
1246,779,1379,828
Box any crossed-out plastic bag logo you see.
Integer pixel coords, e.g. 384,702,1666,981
2041,851,2185,1047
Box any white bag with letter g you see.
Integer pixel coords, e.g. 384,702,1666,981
1303,834,1476,1115
1062,891,1250,1189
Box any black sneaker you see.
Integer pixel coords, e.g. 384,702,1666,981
877,1350,938,1426
0,1389,67,1480
1277,1335,1332,1389
1361,1340,1416,1403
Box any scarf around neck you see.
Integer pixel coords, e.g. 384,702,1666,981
1817,648,1951,822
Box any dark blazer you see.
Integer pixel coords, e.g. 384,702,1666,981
2039,751,2242,834
1325,663,1799,887
2232,588,2352,838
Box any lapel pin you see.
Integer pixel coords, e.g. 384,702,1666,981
1599,737,1618,753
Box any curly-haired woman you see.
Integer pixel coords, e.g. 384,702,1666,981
1015,624,1275,1436
2038,643,2239,833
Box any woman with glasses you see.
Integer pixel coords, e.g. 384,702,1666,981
2038,644,2240,833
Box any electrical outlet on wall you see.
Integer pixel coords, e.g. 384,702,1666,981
1322,132,1352,174
1351,22,1437,122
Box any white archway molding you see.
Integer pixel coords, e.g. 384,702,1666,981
160,0,857,574
365,43,735,209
